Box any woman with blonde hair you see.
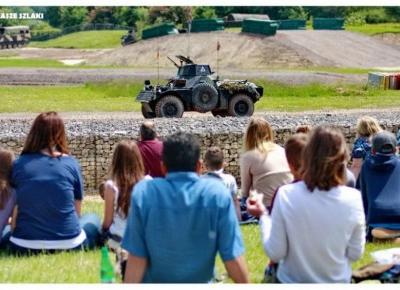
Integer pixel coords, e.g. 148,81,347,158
247,126,365,283
350,116,382,178
240,118,292,207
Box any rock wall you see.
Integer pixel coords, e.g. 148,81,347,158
2,123,399,194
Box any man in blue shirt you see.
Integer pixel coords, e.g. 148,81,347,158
122,132,248,283
359,130,400,241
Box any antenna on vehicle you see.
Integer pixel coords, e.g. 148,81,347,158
216,39,221,79
157,28,160,85
187,10,192,59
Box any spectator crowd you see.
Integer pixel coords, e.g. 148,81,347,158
0,111,399,283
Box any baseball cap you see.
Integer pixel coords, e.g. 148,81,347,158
372,131,397,155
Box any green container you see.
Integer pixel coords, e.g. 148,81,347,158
191,18,224,32
312,18,344,30
277,19,306,30
142,23,178,40
241,19,278,36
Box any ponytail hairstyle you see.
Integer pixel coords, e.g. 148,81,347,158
110,140,144,217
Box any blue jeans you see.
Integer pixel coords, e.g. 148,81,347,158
4,213,101,255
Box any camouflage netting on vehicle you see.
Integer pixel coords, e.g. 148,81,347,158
218,81,257,94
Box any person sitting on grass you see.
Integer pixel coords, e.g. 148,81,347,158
102,140,149,278
350,116,382,179
9,112,101,254
358,130,400,243
0,148,16,249
137,121,164,178
122,132,249,283
247,126,365,283
240,117,293,208
203,146,241,221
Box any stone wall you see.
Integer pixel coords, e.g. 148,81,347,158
2,123,399,194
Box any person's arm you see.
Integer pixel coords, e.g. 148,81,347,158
346,196,366,261
72,158,84,216
358,165,368,219
121,181,149,283
223,255,249,283
240,154,252,197
10,206,18,231
217,187,249,283
350,158,363,180
248,191,288,263
124,254,148,283
75,200,82,217
102,183,115,231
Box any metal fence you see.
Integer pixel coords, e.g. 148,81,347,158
31,23,131,41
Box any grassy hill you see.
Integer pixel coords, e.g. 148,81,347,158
29,30,127,49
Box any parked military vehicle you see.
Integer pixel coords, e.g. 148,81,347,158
136,55,263,118
121,29,136,46
0,26,31,49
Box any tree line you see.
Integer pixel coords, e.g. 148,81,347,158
0,6,399,32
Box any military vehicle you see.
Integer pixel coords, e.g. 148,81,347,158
137,55,263,118
0,26,31,49
121,29,136,46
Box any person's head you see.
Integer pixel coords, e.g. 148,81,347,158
285,133,309,180
371,131,397,156
162,132,201,173
0,148,15,210
110,140,145,216
302,126,348,192
244,117,274,153
204,146,224,171
140,121,157,141
356,116,382,138
22,111,69,156
295,125,312,134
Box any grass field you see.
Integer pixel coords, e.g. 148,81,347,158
346,22,400,35
0,198,396,283
29,30,127,49
1,81,400,113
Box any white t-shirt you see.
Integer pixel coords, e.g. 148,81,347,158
106,175,152,238
260,181,366,283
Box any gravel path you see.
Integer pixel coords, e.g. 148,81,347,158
0,68,366,85
279,30,400,68
1,108,399,138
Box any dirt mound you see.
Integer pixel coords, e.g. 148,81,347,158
87,31,313,69
87,30,400,69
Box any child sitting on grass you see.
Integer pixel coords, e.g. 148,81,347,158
0,148,16,249
203,146,241,220
101,140,148,279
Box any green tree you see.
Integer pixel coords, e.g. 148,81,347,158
60,7,88,27
278,7,307,19
46,7,62,27
193,7,216,19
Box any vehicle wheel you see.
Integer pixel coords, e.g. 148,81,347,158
211,109,228,117
228,94,254,117
141,104,156,119
192,82,218,113
155,95,184,118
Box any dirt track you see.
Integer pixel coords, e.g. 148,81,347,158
0,67,366,85
87,30,400,69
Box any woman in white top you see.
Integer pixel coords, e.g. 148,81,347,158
102,140,146,242
247,126,366,283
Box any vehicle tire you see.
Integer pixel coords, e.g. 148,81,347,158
211,109,228,117
228,94,254,117
192,82,218,113
141,104,156,119
155,95,184,118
